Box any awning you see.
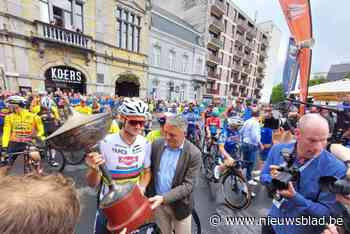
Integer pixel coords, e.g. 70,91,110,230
291,79,350,101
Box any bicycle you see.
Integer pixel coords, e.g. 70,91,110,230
202,135,220,182
0,143,44,175
38,141,66,173
0,141,66,175
221,144,252,209
191,209,201,234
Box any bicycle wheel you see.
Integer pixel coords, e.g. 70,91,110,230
64,150,86,165
191,209,201,234
222,171,251,209
202,153,216,181
42,148,66,173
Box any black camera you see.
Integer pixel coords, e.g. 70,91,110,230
319,176,350,195
271,148,300,190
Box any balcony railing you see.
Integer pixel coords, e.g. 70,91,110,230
236,35,246,45
206,88,220,95
207,53,220,64
246,41,255,49
247,28,257,37
262,37,269,46
231,63,241,71
209,18,225,32
234,49,244,58
237,18,248,31
232,78,240,83
211,0,227,16
192,74,207,83
243,66,251,74
258,61,267,69
208,37,223,49
34,21,91,50
243,54,253,63
208,71,220,80
260,50,268,58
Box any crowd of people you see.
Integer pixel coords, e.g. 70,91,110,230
0,88,349,234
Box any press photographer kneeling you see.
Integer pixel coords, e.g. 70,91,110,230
260,113,348,234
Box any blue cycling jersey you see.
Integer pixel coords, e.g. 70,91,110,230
218,128,239,155
261,127,273,145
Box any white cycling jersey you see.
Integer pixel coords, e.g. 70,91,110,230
99,133,151,198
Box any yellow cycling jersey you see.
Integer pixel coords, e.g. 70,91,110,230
75,105,92,115
31,105,60,121
108,120,120,134
2,109,45,148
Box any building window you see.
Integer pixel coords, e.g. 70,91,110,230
196,58,202,74
39,0,84,31
74,2,84,31
182,55,189,73
224,19,227,33
153,46,161,66
97,73,104,84
169,51,176,71
116,7,142,52
39,0,50,23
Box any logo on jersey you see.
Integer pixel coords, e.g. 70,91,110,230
132,144,142,154
119,156,138,166
112,147,127,155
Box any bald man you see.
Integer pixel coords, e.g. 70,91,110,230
260,114,347,234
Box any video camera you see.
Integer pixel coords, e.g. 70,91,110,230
319,176,350,195
271,148,300,190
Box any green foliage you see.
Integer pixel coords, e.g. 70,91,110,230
308,76,327,87
270,83,286,104
344,73,350,79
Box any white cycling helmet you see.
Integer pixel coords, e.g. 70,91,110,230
119,97,149,117
40,96,54,110
6,95,27,107
227,116,244,127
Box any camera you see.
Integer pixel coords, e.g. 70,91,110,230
271,148,300,190
319,176,350,195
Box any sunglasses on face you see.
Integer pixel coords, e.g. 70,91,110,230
128,120,145,127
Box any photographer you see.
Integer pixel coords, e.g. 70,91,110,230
260,114,347,234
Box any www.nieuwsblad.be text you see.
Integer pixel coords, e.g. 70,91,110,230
209,214,344,227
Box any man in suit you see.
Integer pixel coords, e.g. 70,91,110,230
147,114,202,234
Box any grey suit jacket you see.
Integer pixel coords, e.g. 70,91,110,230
146,138,202,220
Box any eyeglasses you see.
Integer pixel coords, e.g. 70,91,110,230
128,120,145,127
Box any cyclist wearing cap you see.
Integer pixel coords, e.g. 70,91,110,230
85,97,151,234
146,113,167,143
1,96,45,172
75,97,92,115
213,117,243,180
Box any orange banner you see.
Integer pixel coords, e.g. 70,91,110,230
279,0,313,114
279,0,312,42
298,48,312,114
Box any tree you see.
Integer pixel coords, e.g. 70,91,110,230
270,83,286,104
345,73,350,79
308,76,327,87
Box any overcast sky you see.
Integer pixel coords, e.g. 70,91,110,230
232,0,350,84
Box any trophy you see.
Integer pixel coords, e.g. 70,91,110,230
46,107,153,233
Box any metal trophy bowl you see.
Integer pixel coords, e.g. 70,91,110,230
46,108,112,151
46,107,153,233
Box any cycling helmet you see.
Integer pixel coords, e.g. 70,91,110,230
212,109,220,117
227,116,244,127
119,97,149,117
6,95,27,107
40,96,53,110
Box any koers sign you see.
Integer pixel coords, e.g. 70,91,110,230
45,66,85,84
